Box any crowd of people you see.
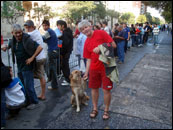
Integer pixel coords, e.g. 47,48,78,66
1,18,171,128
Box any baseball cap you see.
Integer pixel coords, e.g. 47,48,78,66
24,20,34,27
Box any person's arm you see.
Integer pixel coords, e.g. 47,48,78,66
111,41,116,48
42,31,51,42
83,59,90,80
26,45,43,65
127,28,130,41
115,35,125,40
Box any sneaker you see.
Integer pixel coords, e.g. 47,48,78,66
118,61,123,64
63,80,67,83
138,44,143,47
61,82,70,86
48,86,58,90
26,103,40,110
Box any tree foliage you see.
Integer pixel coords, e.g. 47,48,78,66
93,1,106,20
106,9,120,27
142,1,172,23
32,4,58,25
60,1,96,24
152,17,160,25
145,12,152,24
136,15,147,23
1,1,25,25
118,12,135,25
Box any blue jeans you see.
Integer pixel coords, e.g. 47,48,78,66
139,34,144,44
1,88,6,127
135,34,139,45
153,35,159,44
131,35,135,46
48,50,59,88
18,70,38,104
117,41,125,62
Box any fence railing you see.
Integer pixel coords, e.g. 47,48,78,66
2,38,79,78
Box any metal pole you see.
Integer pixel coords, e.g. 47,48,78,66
7,39,10,66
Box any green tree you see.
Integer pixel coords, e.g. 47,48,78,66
106,9,120,27
60,1,96,24
119,12,135,25
152,17,160,25
1,1,25,25
145,12,152,24
32,4,58,26
142,1,172,23
93,1,106,21
136,15,147,23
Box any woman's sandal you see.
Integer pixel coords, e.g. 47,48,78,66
90,110,98,118
103,111,110,120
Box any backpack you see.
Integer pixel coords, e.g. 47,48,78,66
5,78,26,108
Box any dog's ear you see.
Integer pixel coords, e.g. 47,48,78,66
69,74,73,79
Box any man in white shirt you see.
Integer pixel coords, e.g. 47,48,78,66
24,20,47,100
152,24,160,46
103,21,112,37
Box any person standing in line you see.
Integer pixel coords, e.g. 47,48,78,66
143,22,151,44
114,25,126,64
97,22,104,30
57,20,73,86
138,23,144,46
78,20,117,120
73,21,81,38
76,32,87,70
123,23,130,53
130,24,136,47
134,24,141,47
2,24,43,110
103,21,112,37
112,23,119,57
54,23,62,76
153,24,160,46
24,20,47,100
42,20,59,90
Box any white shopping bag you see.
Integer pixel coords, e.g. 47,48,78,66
5,80,25,107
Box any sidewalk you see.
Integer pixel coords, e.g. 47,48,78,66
4,31,172,129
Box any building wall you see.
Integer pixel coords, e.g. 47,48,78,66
1,17,24,39
1,1,24,38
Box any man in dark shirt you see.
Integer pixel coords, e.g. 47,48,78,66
114,25,126,64
57,20,73,86
2,24,43,110
113,23,119,57
143,22,151,44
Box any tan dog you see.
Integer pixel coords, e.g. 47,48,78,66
69,70,89,112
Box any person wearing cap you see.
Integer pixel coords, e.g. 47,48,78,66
24,20,47,100
2,24,43,110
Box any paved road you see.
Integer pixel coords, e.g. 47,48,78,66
3,31,172,129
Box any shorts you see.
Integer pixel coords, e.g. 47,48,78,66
34,58,46,79
89,69,113,90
